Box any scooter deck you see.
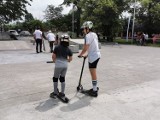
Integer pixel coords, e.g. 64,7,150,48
79,89,92,96
57,95,69,103
50,90,69,103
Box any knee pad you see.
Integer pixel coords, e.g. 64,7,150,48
59,76,65,82
53,77,58,82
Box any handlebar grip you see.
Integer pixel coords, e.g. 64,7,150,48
78,56,87,59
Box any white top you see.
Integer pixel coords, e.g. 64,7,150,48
46,32,56,41
33,30,42,39
85,32,101,63
145,34,148,40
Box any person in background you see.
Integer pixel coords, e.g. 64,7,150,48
46,30,56,53
33,27,43,53
145,33,149,41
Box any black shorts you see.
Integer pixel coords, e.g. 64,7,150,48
89,58,100,68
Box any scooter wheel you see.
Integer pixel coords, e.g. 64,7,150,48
77,85,83,91
65,98,69,103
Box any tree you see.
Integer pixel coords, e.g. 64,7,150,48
80,0,130,41
22,19,43,33
128,0,160,36
44,5,73,32
44,5,63,21
25,13,34,22
63,0,131,40
63,0,82,37
0,0,32,24
45,13,72,32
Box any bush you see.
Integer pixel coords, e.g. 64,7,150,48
113,38,160,47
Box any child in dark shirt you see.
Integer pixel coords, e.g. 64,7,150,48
50,34,73,99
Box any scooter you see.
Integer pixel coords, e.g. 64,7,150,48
77,56,99,97
77,56,87,92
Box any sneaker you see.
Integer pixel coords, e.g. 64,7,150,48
58,92,65,98
50,92,57,99
86,87,99,97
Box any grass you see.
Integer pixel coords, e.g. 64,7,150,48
112,38,160,47
114,39,133,45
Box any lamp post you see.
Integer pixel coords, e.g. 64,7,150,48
72,5,75,38
131,0,136,42
126,16,131,42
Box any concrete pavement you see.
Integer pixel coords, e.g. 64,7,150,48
0,38,160,120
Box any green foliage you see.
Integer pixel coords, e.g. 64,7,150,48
25,13,34,22
63,0,82,37
63,0,131,40
114,38,160,47
23,19,43,32
5,19,45,34
133,0,160,36
44,5,63,20
44,4,72,32
48,13,72,31
80,0,129,41
0,0,32,24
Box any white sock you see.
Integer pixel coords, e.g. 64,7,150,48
92,80,97,91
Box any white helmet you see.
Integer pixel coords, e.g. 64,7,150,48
61,34,69,42
81,21,93,29
60,34,69,46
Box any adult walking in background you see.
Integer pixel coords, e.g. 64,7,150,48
33,27,43,53
46,30,56,53
78,21,101,97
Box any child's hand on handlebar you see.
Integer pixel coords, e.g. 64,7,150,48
78,55,82,58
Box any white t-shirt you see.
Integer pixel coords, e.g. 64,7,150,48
33,30,42,39
85,32,101,63
46,32,56,41
145,34,148,40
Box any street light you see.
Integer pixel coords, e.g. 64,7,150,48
72,4,77,38
131,0,136,42
72,5,75,38
126,16,131,42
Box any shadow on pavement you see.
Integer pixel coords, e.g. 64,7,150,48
35,98,60,112
60,93,93,112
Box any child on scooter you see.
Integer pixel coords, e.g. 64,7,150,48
50,34,73,99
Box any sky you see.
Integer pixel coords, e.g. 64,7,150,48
27,0,72,20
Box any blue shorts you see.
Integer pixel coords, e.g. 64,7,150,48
89,58,100,68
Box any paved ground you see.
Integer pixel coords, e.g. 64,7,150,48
0,38,160,120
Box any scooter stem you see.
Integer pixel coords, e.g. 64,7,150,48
78,57,86,86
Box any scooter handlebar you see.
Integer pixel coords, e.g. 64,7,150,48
78,56,87,59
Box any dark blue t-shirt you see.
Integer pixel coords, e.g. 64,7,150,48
53,45,73,60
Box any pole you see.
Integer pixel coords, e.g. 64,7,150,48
131,0,136,43
126,16,131,42
72,5,75,38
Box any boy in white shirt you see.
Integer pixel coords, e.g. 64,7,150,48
78,21,101,97
33,28,43,53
